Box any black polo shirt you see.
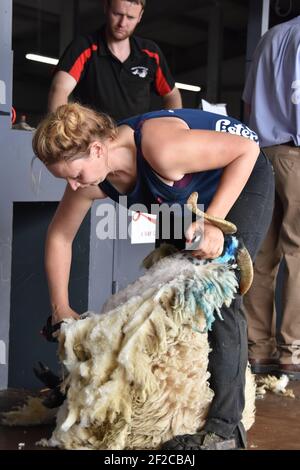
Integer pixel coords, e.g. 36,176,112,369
55,27,176,121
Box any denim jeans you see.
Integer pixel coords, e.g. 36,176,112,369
203,151,275,444
156,151,275,445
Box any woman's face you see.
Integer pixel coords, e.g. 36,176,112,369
48,145,107,191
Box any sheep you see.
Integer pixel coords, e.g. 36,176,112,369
42,244,255,450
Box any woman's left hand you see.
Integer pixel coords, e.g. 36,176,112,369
186,221,224,259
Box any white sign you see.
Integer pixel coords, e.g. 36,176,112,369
0,340,6,365
201,98,227,116
0,80,6,104
130,211,157,244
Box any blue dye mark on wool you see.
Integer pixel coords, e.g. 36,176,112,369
192,283,221,331
188,236,239,332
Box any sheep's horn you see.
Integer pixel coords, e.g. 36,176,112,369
237,246,253,295
187,192,237,234
187,192,253,294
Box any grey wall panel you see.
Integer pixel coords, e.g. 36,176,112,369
0,129,115,389
114,238,153,293
88,201,114,312
0,130,66,389
88,202,153,311
0,51,13,128
0,0,12,50
0,0,12,129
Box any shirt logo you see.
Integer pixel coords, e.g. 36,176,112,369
215,119,259,143
131,66,149,78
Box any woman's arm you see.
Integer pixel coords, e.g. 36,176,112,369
45,184,105,324
142,119,260,258
204,137,259,220
143,119,260,218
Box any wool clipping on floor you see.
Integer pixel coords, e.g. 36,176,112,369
255,374,295,399
35,250,256,450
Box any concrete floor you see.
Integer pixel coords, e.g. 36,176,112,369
0,383,300,450
247,380,300,450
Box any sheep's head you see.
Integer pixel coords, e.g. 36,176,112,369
186,192,253,295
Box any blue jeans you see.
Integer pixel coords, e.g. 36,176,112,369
156,151,274,445
204,151,275,444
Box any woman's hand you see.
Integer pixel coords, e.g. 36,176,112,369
185,221,224,259
51,306,80,325
41,307,80,342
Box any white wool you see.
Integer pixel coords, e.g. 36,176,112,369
42,253,255,450
256,374,295,398
275,374,289,392
2,252,256,449
243,367,256,428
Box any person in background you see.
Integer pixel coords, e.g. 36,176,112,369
243,15,300,379
33,103,274,449
48,0,182,119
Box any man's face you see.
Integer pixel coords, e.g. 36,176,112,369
105,0,144,41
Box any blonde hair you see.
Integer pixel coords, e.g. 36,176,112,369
32,103,117,166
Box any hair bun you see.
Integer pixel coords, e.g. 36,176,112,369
33,103,117,165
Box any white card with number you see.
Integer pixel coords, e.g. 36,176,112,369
130,211,157,244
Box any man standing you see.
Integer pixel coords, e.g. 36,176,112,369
48,0,182,118
243,16,300,379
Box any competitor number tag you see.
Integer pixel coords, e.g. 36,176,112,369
130,211,157,244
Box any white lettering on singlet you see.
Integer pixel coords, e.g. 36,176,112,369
215,119,259,143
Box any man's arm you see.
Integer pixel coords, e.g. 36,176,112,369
48,71,77,112
162,86,182,109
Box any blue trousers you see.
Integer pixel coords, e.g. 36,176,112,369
156,151,274,445
204,151,274,444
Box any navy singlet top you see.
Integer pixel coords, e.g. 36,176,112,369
99,109,259,211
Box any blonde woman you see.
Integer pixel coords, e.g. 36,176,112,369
33,103,274,450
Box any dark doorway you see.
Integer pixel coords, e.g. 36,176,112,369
8,202,90,389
